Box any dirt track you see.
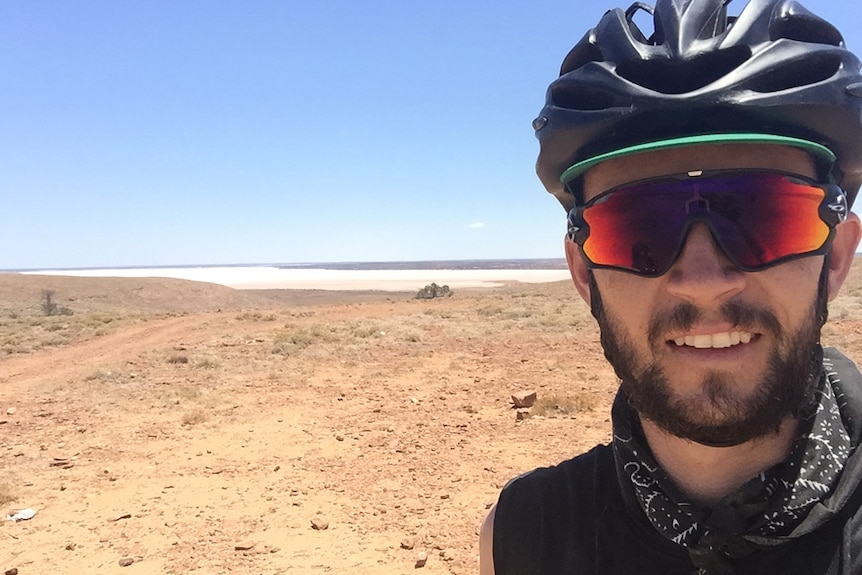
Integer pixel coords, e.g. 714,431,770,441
0,279,619,574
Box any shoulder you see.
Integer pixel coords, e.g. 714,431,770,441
500,443,615,504
487,444,617,575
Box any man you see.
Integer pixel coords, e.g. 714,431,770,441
480,0,862,573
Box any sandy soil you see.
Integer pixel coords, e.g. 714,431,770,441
2,268,862,574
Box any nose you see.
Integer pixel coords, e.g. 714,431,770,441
664,222,746,305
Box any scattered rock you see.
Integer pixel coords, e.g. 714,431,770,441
511,391,537,408
414,550,428,568
515,409,530,421
110,513,132,522
310,516,329,530
414,283,452,300
234,541,255,551
6,568,19,575
118,557,135,567
440,549,455,562
400,536,416,550
6,407,15,416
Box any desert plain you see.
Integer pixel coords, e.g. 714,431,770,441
4,264,862,574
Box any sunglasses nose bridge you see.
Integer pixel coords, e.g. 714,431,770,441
671,218,741,273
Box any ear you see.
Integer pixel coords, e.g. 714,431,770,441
827,212,862,301
565,238,592,304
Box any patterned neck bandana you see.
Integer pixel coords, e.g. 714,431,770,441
612,357,851,573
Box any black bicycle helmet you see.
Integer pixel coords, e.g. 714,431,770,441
535,0,862,211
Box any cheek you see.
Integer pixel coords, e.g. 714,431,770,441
757,258,823,321
592,270,657,337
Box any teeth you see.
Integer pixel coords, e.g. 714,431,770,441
672,331,753,349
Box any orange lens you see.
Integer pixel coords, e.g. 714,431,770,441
577,172,835,276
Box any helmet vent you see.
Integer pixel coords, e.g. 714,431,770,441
625,2,656,45
559,38,604,76
615,45,750,94
550,84,631,111
743,53,842,93
770,10,843,47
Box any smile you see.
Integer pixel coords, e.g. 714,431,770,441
672,331,753,349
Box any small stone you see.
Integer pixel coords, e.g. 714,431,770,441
335,434,345,441
310,516,329,530
440,549,455,562
65,542,77,550
515,409,530,421
400,536,416,550
414,550,428,568
234,541,255,551
6,568,19,575
118,557,135,567
511,391,537,409
6,407,16,415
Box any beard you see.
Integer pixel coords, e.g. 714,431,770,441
589,274,825,447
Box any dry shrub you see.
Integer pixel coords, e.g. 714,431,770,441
236,312,277,321
351,323,381,339
194,356,220,369
403,330,422,343
181,408,208,426
477,304,504,317
0,483,15,506
167,354,189,364
272,324,338,354
84,368,120,382
530,392,598,418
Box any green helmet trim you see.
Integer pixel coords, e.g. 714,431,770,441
559,133,837,184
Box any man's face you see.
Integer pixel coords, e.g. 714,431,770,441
567,144,832,446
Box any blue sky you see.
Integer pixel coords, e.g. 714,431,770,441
2,1,861,269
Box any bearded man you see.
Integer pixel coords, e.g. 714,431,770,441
480,1,862,573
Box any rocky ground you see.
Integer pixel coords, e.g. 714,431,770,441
2,270,862,574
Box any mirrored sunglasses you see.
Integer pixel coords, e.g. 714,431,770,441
567,171,848,277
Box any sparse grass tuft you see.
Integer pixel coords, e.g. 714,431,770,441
194,356,220,369
477,305,504,317
84,368,121,383
180,408,208,426
403,330,422,343
0,483,15,506
352,323,381,339
236,312,277,321
167,354,189,364
272,324,338,354
530,392,598,418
